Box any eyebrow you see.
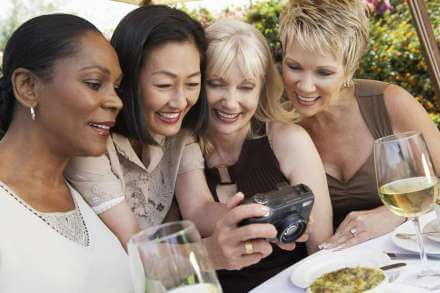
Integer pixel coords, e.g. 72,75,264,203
152,71,201,78
285,58,338,70
79,65,111,75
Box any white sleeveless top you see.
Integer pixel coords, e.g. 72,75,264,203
0,182,133,293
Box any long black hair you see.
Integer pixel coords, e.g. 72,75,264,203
111,5,208,145
0,13,101,137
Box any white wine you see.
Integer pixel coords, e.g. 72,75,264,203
167,283,221,293
434,182,440,205
379,177,437,218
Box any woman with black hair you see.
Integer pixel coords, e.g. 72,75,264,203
66,5,276,270
0,14,132,292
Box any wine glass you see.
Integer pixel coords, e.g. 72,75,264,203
128,220,222,293
434,184,440,224
374,131,440,289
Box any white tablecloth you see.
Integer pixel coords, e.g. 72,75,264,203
251,212,440,293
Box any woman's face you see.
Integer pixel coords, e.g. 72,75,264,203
36,32,123,157
206,62,261,137
139,41,201,139
282,40,346,118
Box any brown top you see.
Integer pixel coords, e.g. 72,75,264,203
205,124,308,293
65,129,204,229
329,79,393,229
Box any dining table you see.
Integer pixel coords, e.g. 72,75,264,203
250,211,440,293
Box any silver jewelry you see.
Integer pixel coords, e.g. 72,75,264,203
350,228,357,237
30,106,36,120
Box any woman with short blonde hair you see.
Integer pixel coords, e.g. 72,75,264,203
279,0,440,249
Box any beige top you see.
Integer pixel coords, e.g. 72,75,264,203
65,129,204,228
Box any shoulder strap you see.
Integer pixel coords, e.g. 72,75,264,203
354,79,393,139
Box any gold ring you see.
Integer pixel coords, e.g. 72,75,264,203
244,241,253,254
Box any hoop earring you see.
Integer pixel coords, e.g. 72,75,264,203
343,79,353,88
30,106,36,121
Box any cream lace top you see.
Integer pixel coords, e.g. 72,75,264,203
0,182,133,293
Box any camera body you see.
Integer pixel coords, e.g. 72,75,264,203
239,184,314,244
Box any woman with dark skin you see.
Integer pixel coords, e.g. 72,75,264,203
0,14,132,292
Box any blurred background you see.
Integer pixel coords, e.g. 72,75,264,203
0,0,438,126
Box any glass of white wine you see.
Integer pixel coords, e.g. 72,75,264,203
374,131,440,289
128,220,222,293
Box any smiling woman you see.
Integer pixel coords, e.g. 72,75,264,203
66,5,304,275
174,19,333,292
0,13,132,293
279,0,440,250
66,4,209,237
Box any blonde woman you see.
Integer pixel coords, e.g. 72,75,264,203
279,0,440,249
175,19,332,292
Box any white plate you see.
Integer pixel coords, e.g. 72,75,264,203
422,219,440,243
391,220,440,254
379,283,430,293
289,250,390,289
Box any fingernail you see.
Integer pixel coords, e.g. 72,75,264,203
261,206,270,216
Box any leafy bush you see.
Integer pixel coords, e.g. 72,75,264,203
244,0,439,127
356,0,440,114
245,0,285,62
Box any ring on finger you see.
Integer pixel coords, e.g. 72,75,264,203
350,228,357,237
244,241,254,254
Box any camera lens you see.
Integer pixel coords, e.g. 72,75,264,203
276,214,307,243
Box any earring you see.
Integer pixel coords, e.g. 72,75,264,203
343,79,353,88
30,106,36,121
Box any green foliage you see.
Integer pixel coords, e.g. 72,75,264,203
245,0,285,62
243,0,439,126
430,113,440,127
356,0,440,113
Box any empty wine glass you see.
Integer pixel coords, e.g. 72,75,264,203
128,220,222,293
374,131,440,289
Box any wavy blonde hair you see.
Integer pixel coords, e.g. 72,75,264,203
200,19,298,154
280,0,369,76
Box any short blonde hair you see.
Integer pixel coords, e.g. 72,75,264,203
280,0,369,76
206,19,296,125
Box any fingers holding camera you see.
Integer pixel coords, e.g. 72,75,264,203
205,202,276,270
225,239,273,270
205,224,274,270
222,203,270,228
225,192,245,209
242,239,272,256
272,240,296,251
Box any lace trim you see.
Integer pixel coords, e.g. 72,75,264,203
0,184,90,247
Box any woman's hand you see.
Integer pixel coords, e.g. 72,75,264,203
270,227,310,251
319,206,405,250
203,193,278,270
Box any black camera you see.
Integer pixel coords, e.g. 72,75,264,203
239,184,314,244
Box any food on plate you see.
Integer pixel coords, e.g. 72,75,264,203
309,266,385,293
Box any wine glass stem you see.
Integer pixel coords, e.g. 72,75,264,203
434,205,440,225
411,217,429,270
